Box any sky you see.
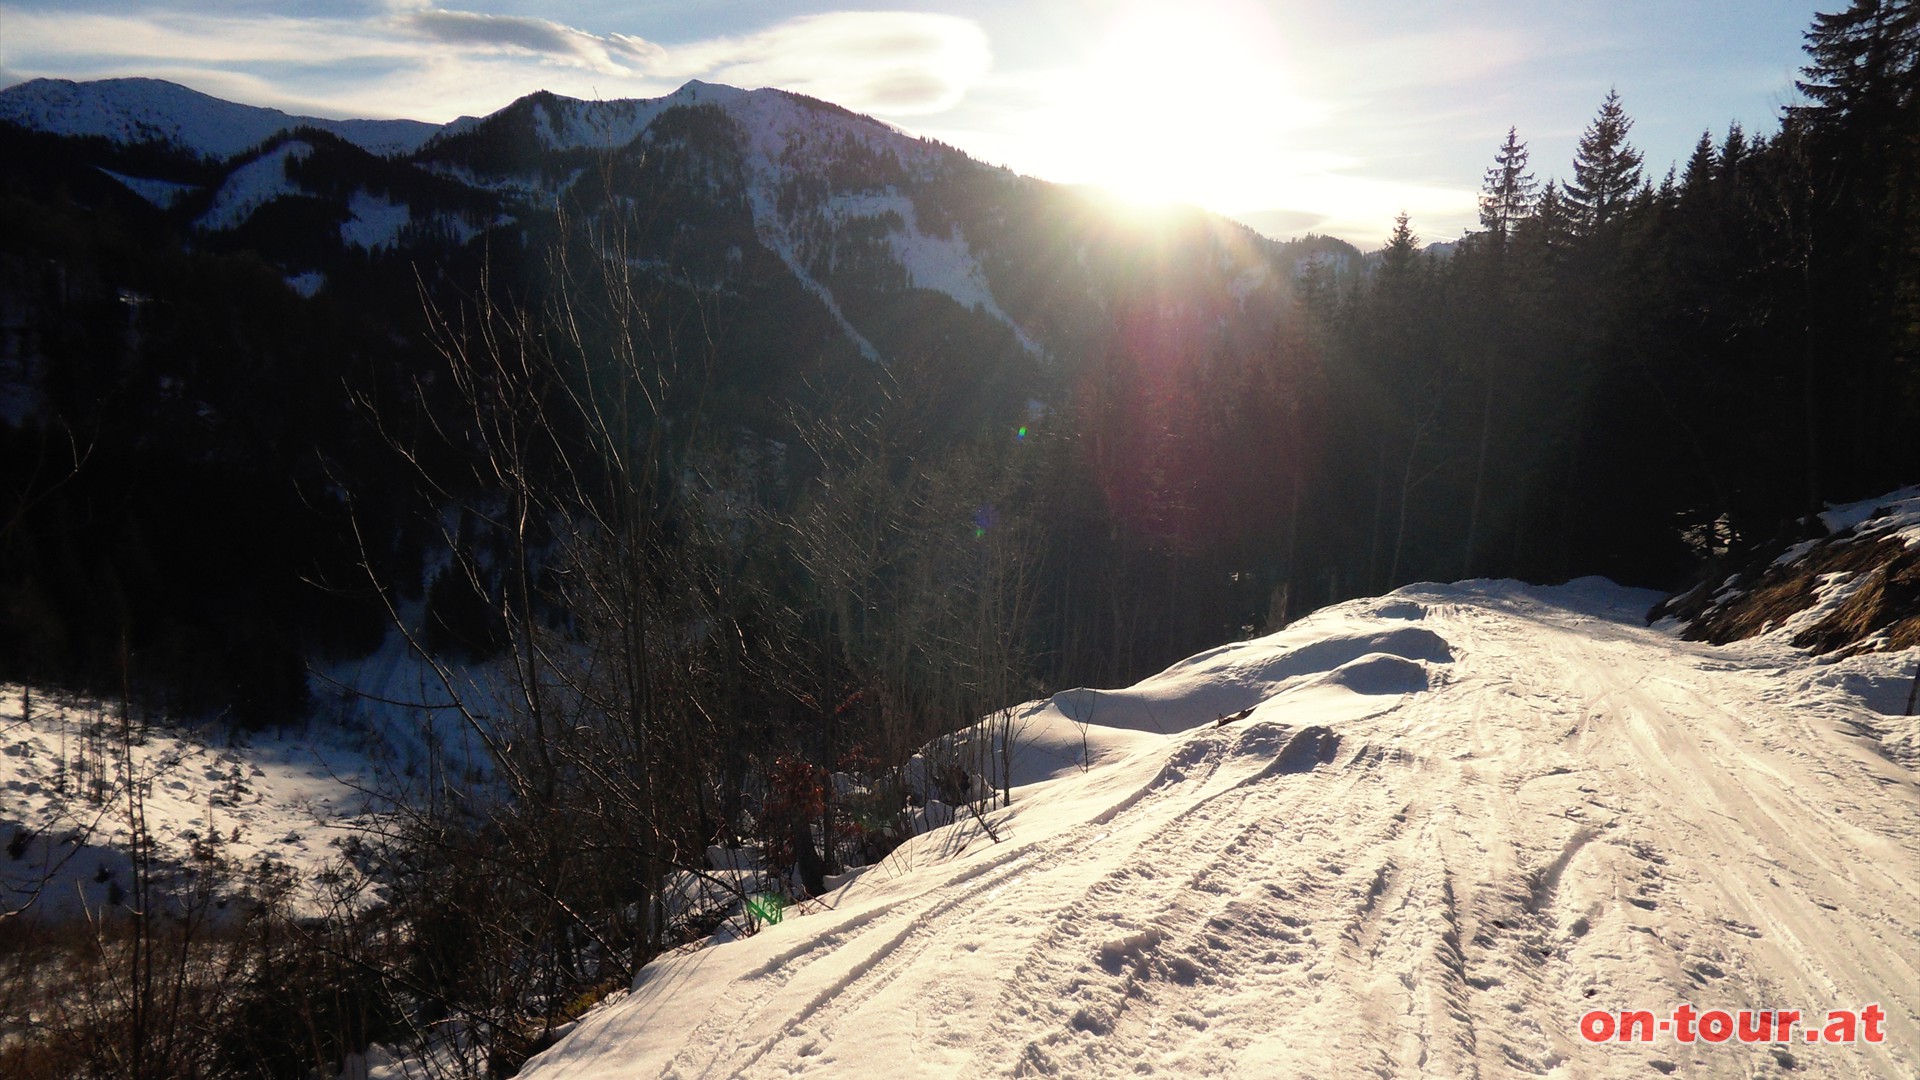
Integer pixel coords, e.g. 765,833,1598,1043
0,0,1829,246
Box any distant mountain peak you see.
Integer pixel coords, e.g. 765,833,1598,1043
0,76,912,166
0,76,440,160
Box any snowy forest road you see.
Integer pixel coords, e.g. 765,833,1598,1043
522,579,1920,1079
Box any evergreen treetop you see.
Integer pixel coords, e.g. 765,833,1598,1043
1565,89,1645,233
1479,127,1538,240
1381,211,1420,278
1796,0,1919,127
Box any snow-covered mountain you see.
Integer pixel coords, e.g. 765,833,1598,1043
512,569,1919,1079
0,77,441,159
0,76,1298,371
412,80,1046,358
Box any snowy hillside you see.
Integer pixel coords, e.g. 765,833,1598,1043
498,80,753,153
0,77,439,159
195,139,314,232
0,686,381,919
518,578,1919,1079
422,81,1057,356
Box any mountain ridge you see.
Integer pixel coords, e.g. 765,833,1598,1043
0,76,443,159
0,73,1309,373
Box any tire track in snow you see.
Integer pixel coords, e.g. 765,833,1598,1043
1319,812,1489,1079
1399,597,1670,1076
1233,679,1495,1080
663,725,1252,1077
1444,601,1697,1077
1438,598,1920,1078
659,839,1042,1079
1596,672,1920,1078
980,730,1410,1077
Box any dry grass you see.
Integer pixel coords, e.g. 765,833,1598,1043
1793,540,1920,655
1666,532,1920,656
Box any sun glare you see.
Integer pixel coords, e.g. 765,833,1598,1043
1041,2,1303,214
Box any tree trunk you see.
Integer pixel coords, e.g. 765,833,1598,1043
1463,379,1494,578
791,813,828,898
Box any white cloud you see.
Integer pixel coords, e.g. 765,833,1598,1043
659,12,991,116
404,9,668,74
2,10,420,68
0,4,992,121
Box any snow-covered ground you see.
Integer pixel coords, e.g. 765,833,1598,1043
340,190,412,250
519,577,1920,1079
0,686,382,919
196,139,313,233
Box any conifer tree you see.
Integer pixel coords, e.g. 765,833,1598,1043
1720,122,1749,177
1565,89,1645,233
1513,180,1575,269
1479,128,1537,240
1791,0,1920,493
1796,0,1919,135
1681,131,1717,198
1381,211,1420,278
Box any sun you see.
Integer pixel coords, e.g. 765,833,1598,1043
1039,2,1305,213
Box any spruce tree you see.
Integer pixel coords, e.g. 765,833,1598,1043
1381,211,1420,278
1513,181,1574,268
1565,89,1645,233
1720,122,1748,175
1792,0,1920,493
1479,128,1537,240
1796,0,1919,135
1681,131,1717,198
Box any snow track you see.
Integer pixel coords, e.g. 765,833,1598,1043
523,579,1920,1079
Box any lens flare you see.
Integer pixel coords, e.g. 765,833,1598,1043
972,503,998,539
747,892,786,925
